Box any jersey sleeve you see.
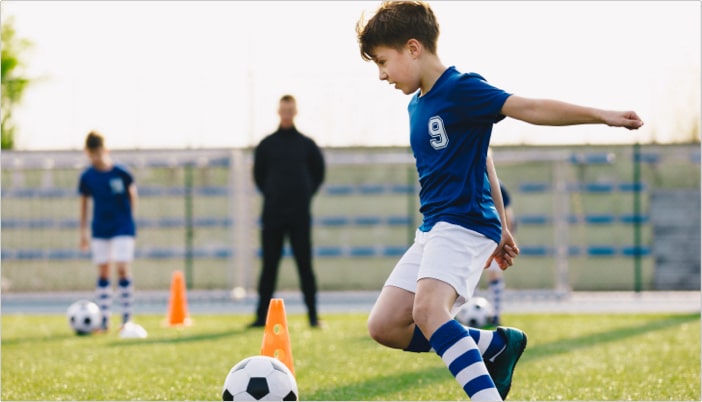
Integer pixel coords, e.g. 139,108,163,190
455,73,512,124
115,165,135,187
78,171,91,196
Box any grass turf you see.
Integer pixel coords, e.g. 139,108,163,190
2,312,699,401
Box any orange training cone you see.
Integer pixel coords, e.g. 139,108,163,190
166,270,192,327
260,298,295,376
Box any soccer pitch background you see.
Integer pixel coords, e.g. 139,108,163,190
1,144,700,401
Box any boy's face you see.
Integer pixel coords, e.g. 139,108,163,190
85,147,108,167
371,45,419,95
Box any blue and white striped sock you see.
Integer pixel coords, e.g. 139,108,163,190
429,320,502,401
489,278,504,323
404,324,507,362
404,325,432,352
118,277,134,325
95,277,112,330
468,327,507,362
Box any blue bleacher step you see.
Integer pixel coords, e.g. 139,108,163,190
619,214,649,224
633,153,660,164
580,183,615,193
619,182,647,192
518,182,550,193
570,152,615,165
584,214,615,224
587,246,617,256
620,246,651,257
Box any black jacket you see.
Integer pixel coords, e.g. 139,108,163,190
253,126,325,224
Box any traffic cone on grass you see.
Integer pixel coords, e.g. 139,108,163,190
260,298,295,376
166,270,192,327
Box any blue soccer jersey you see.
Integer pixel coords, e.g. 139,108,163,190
408,66,511,243
78,164,136,239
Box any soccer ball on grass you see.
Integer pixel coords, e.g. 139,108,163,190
455,296,495,328
222,355,298,401
67,299,102,335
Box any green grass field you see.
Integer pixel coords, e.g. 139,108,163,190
2,312,699,401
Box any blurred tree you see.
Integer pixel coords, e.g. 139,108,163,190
1,17,32,149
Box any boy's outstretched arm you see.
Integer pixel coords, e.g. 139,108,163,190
501,95,644,129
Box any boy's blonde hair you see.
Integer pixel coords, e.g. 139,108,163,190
85,131,105,151
356,1,439,61
280,94,296,104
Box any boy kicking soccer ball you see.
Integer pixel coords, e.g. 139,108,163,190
356,2,643,400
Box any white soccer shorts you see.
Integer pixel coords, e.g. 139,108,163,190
90,236,135,265
384,221,497,315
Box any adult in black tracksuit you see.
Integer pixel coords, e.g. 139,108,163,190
251,94,325,328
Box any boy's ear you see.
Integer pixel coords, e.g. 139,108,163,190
406,39,422,58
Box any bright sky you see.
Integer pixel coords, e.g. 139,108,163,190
2,1,700,150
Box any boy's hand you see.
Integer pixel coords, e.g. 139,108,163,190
605,110,644,130
484,230,520,270
80,233,89,252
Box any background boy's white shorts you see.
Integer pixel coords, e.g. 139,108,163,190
384,221,497,314
485,258,503,273
91,236,135,265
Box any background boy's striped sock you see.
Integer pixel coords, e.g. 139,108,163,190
489,278,505,324
118,277,134,325
95,277,112,330
429,320,502,401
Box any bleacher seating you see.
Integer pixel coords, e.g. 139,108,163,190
1,176,653,262
3,149,672,264
1,244,653,261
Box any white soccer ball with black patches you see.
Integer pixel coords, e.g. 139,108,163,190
222,355,298,401
66,299,102,335
455,296,495,328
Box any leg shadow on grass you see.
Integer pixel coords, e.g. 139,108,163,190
1,333,77,346
520,313,700,363
306,365,449,401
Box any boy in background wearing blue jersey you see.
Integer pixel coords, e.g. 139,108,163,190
356,2,643,400
79,131,138,333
